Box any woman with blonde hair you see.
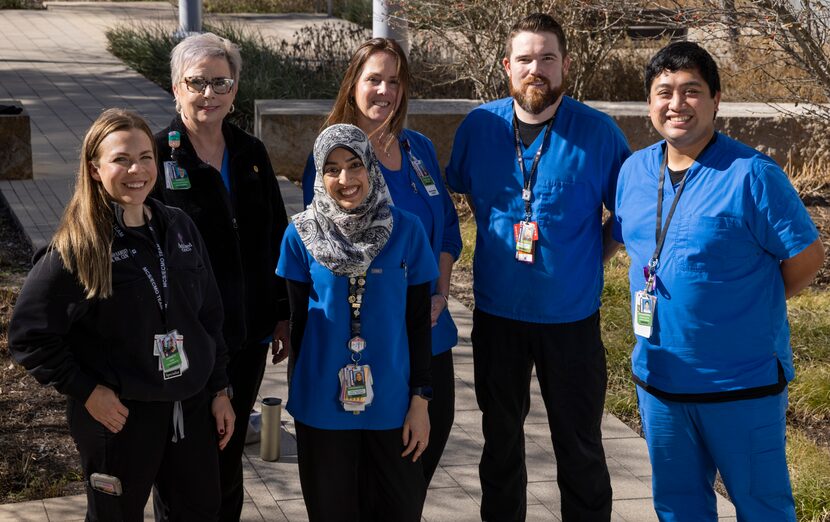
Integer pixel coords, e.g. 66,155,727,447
301,37,462,485
10,108,231,521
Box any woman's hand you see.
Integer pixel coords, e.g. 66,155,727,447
271,320,291,364
430,294,447,327
84,384,129,434
401,396,430,462
212,395,235,450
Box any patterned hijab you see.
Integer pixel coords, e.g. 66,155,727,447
293,124,393,276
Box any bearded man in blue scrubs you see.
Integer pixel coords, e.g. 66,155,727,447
615,42,825,521
446,12,630,522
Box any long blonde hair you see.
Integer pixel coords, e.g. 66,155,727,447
325,38,410,141
51,109,156,299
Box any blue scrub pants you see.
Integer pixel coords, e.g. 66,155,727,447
637,386,795,522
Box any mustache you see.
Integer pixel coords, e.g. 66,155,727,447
521,74,551,89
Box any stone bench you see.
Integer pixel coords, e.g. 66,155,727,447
0,100,33,180
256,99,825,184
255,99,479,183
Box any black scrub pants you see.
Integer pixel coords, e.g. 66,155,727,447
217,341,270,521
154,341,270,522
421,349,455,484
295,421,427,522
68,390,220,522
472,309,612,522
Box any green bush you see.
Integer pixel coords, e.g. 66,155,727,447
106,20,465,132
204,0,316,13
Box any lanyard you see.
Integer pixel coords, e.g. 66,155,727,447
348,274,366,338
646,149,690,286
114,220,169,322
512,112,555,221
401,138,422,191
347,273,367,360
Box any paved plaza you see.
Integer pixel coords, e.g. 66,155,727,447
0,3,737,520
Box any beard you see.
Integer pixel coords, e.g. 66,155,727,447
510,74,563,115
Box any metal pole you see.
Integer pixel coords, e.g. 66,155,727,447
178,0,203,36
372,0,409,55
327,0,333,17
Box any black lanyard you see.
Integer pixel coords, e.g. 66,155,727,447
647,149,690,280
513,112,555,222
114,220,169,324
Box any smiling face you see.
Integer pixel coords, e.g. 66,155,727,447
648,67,721,158
90,128,157,215
173,55,237,127
322,147,370,209
503,31,570,118
353,51,402,133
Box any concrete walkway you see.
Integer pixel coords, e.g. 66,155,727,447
0,3,736,521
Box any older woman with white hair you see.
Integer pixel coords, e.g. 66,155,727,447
152,32,291,521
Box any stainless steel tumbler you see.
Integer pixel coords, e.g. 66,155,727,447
260,397,282,462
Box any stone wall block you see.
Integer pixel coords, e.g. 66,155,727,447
0,100,33,180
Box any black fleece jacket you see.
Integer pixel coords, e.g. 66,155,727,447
9,199,228,403
153,117,290,353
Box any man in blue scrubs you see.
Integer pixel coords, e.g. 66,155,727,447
446,13,630,521
615,42,825,521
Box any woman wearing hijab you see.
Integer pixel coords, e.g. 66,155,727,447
278,124,437,521
301,37,461,485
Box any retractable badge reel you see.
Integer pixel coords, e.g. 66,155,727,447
163,131,191,190
339,274,374,414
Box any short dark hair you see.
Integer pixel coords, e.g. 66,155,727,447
505,13,568,58
644,41,720,99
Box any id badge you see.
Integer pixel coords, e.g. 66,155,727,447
338,364,374,413
154,331,187,380
163,161,191,190
633,290,657,338
411,158,440,196
513,221,538,264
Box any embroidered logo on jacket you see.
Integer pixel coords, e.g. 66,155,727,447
178,242,193,253
112,248,129,262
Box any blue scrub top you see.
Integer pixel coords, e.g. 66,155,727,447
615,133,818,394
446,96,630,324
302,129,462,355
277,206,439,430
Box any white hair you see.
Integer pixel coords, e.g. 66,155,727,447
169,32,242,87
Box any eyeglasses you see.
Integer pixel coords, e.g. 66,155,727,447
182,76,235,95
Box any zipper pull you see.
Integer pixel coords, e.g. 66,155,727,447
401,260,407,279
411,181,418,194
232,218,239,230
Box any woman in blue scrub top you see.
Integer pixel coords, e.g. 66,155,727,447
280,124,438,521
301,37,462,484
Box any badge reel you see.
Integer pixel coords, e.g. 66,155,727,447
339,275,374,414
633,264,657,339
163,131,191,190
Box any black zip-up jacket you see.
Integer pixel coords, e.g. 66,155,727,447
153,117,289,353
9,199,228,403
